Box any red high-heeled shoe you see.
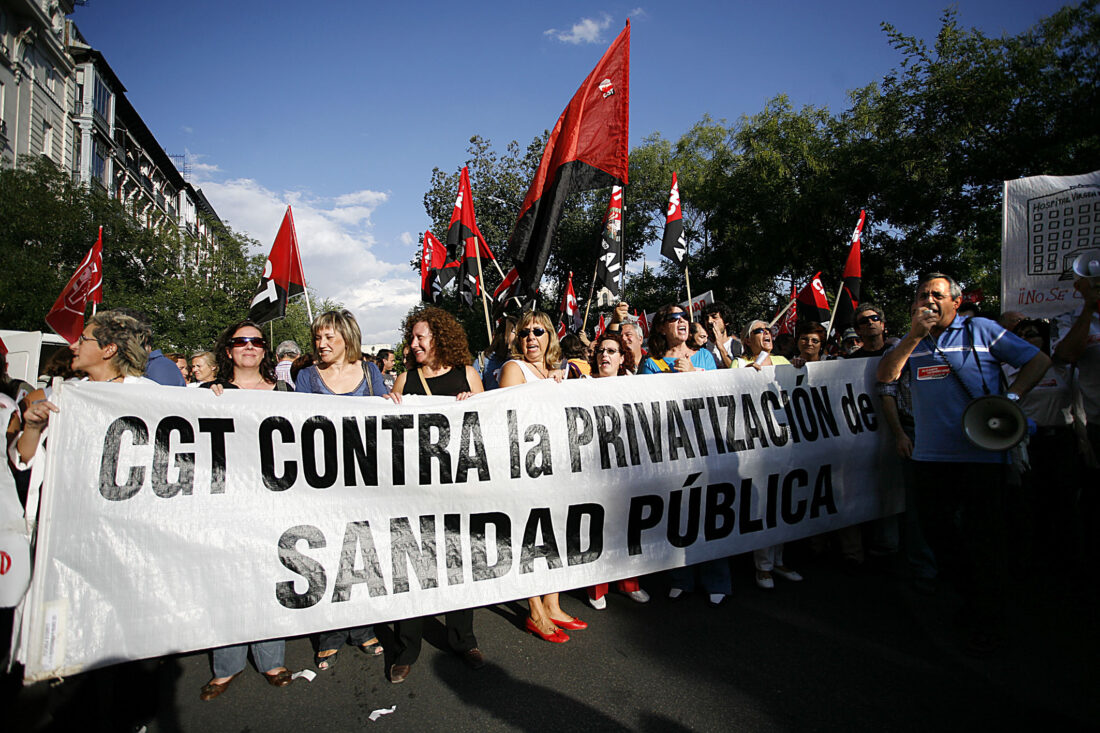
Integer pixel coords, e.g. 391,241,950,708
552,616,588,630
525,617,569,643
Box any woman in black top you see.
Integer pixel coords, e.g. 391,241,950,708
385,307,486,684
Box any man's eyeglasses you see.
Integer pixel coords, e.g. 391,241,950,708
230,336,266,348
856,314,882,326
77,333,104,346
518,327,547,338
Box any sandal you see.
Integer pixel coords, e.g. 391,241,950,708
359,638,384,656
315,650,339,670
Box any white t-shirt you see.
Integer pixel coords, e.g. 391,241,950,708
1052,306,1100,421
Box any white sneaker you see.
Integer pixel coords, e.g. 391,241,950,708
755,571,775,590
773,566,803,582
588,594,607,610
626,589,650,604
668,588,684,600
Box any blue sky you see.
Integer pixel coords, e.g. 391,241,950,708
70,1,1068,342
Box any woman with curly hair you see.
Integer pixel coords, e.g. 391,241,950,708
385,306,485,683
201,320,290,393
584,331,650,609
498,311,587,643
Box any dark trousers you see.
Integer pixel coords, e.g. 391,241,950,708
392,610,476,666
318,625,376,653
913,461,1010,632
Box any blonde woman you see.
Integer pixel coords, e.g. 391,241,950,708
498,311,584,643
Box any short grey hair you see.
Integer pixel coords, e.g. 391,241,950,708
275,340,301,358
917,272,962,300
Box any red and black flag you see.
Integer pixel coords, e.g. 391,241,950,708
660,172,687,269
447,167,495,307
493,265,522,306
776,284,798,336
45,226,104,343
832,209,865,330
507,21,630,301
796,272,831,325
249,206,307,325
557,271,582,339
595,185,624,299
421,230,454,304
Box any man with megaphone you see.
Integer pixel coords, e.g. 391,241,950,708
877,273,1051,657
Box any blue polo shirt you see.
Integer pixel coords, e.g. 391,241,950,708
899,315,1038,463
639,349,718,374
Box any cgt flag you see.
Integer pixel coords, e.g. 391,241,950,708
421,230,454,304
832,210,866,331
447,167,495,307
660,172,687,269
557,271,582,339
249,206,307,325
594,185,624,300
776,284,798,336
45,227,104,344
797,272,832,325
507,21,630,301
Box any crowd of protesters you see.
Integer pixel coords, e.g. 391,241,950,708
3,271,1097,698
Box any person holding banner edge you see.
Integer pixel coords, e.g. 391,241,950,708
876,273,1050,656
499,311,587,642
386,306,486,682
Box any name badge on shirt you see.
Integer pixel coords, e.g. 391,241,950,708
916,365,951,380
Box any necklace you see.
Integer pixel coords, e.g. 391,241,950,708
528,361,549,379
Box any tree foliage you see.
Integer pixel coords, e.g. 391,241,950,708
415,2,1100,337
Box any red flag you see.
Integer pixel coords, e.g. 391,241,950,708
45,227,104,344
557,271,581,339
597,314,607,339
776,284,798,336
446,166,494,262
421,230,454,304
634,308,650,340
249,206,307,325
661,172,687,269
962,287,984,304
508,21,630,300
833,209,865,331
493,266,521,305
796,272,831,324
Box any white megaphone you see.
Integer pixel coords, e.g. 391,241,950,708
961,395,1028,451
1071,248,1100,279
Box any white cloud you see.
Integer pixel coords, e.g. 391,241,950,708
191,168,413,344
398,231,415,246
544,13,612,44
628,8,647,19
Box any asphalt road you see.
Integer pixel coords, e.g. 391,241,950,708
6,550,1097,732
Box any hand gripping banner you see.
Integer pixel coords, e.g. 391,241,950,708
15,360,901,680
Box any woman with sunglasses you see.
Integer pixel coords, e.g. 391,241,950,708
639,304,729,605
198,320,294,699
202,321,291,393
293,310,387,672
638,305,718,374
732,320,801,589
498,311,585,642
584,331,651,609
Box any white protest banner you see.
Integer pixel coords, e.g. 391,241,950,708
1002,169,1100,317
15,360,901,681
679,289,714,317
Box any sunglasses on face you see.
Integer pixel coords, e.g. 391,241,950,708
750,327,769,336
230,336,266,348
518,327,547,338
661,312,687,324
800,337,821,344
596,347,620,355
856,314,882,325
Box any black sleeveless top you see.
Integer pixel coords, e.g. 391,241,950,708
403,367,470,397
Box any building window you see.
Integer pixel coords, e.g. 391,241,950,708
92,137,108,185
93,75,111,125
42,119,53,158
45,67,57,95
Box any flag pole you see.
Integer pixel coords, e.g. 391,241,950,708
824,278,843,338
582,259,600,332
768,297,796,328
474,243,493,343
684,267,694,321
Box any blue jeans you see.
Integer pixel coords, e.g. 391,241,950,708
212,639,285,677
668,557,731,594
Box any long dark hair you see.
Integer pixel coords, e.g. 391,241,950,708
213,320,277,384
647,304,684,358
